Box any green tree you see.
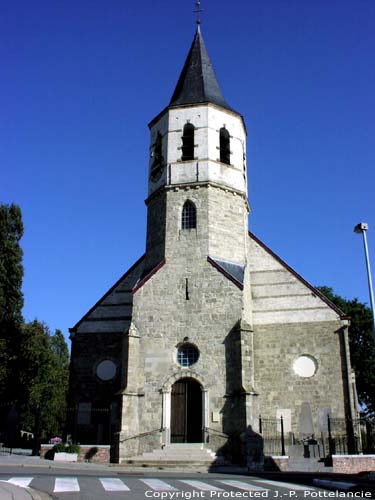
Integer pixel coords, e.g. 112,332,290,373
0,204,69,446
317,286,375,416
0,204,24,405
18,321,70,440
50,329,70,428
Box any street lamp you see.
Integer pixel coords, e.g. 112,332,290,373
354,222,375,338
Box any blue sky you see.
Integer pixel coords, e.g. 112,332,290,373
2,0,375,344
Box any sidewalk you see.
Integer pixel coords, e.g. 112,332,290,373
0,453,109,470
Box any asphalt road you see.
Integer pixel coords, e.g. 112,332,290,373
0,467,344,500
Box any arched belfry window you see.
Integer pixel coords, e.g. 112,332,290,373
181,123,195,161
153,132,163,168
181,200,196,230
219,127,230,165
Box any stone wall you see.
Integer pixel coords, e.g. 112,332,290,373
40,444,110,463
248,234,342,325
162,185,249,265
145,191,167,269
264,456,289,471
69,332,123,404
124,234,246,458
332,455,375,473
68,257,146,442
252,321,349,434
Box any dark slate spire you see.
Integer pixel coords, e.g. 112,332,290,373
169,26,231,111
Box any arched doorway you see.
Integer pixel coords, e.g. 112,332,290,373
171,378,202,443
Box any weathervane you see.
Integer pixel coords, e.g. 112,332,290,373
193,0,203,25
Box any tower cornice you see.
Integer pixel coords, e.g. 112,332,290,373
144,180,250,213
148,101,247,135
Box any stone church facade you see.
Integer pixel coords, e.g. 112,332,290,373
68,26,357,464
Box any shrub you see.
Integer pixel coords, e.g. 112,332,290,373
52,443,66,453
52,443,80,454
65,444,80,454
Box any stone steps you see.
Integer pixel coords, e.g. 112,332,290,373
124,443,219,468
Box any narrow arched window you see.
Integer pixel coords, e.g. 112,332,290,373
219,127,230,164
153,132,163,168
181,201,196,230
181,123,195,161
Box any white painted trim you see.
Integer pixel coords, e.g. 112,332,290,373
162,391,171,444
203,390,209,431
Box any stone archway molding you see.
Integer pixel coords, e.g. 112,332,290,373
160,369,208,393
160,370,209,445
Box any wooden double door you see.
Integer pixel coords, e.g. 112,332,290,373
171,378,202,443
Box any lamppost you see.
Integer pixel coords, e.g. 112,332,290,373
354,222,375,338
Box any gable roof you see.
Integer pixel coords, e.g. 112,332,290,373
69,255,145,333
249,231,347,320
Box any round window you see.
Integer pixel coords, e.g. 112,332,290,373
177,344,199,367
293,355,317,378
96,360,117,381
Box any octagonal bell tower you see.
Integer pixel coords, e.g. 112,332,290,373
144,25,250,273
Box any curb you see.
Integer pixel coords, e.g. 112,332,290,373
313,479,357,491
28,487,53,500
313,478,375,494
0,481,52,500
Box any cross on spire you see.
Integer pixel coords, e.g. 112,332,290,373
193,0,203,25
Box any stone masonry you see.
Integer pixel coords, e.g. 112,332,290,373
68,26,357,466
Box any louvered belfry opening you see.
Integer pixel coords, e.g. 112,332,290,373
153,132,163,168
219,127,230,164
181,123,195,161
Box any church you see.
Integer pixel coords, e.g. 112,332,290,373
68,23,357,466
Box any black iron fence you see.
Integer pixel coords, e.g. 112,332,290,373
259,414,375,458
0,405,114,453
259,416,287,456
65,406,113,445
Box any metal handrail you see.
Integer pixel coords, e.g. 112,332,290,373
119,428,162,443
203,427,229,439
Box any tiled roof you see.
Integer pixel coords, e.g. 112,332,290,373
208,256,245,289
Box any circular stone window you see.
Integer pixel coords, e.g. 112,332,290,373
177,344,199,367
293,355,317,378
96,360,117,381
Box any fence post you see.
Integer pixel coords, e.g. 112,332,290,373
259,415,262,434
280,415,286,456
365,420,373,453
108,404,112,445
327,415,334,456
347,418,357,454
74,405,78,444
32,404,41,456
